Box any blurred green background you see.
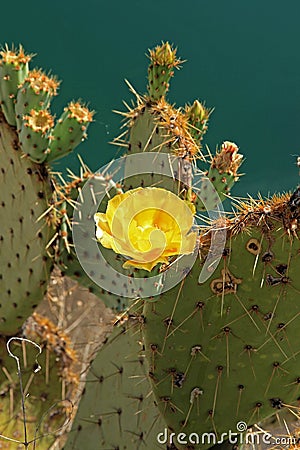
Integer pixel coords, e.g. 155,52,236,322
1,0,300,198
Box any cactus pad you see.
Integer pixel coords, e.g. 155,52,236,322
147,42,182,101
64,320,166,449
15,69,59,132
46,101,93,163
0,45,31,126
0,112,55,335
142,193,300,449
18,109,54,163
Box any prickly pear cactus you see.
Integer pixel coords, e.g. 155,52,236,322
2,40,299,450
64,318,166,450
55,37,241,308
0,45,97,334
0,44,110,448
85,42,299,449
142,192,300,449
114,42,242,210
0,41,242,327
61,42,249,449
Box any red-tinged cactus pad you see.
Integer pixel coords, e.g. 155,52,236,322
142,193,300,450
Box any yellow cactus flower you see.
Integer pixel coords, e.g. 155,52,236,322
94,187,197,272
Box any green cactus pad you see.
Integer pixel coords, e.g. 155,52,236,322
196,141,243,211
142,193,300,450
64,320,166,450
114,49,242,205
0,112,55,335
57,247,129,311
120,95,200,160
15,69,59,132
18,109,54,163
147,42,182,101
46,102,93,163
53,169,131,311
185,100,211,146
114,95,205,205
0,45,31,126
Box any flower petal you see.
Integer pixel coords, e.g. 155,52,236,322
95,187,197,271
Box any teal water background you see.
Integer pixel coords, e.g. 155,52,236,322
1,0,300,198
